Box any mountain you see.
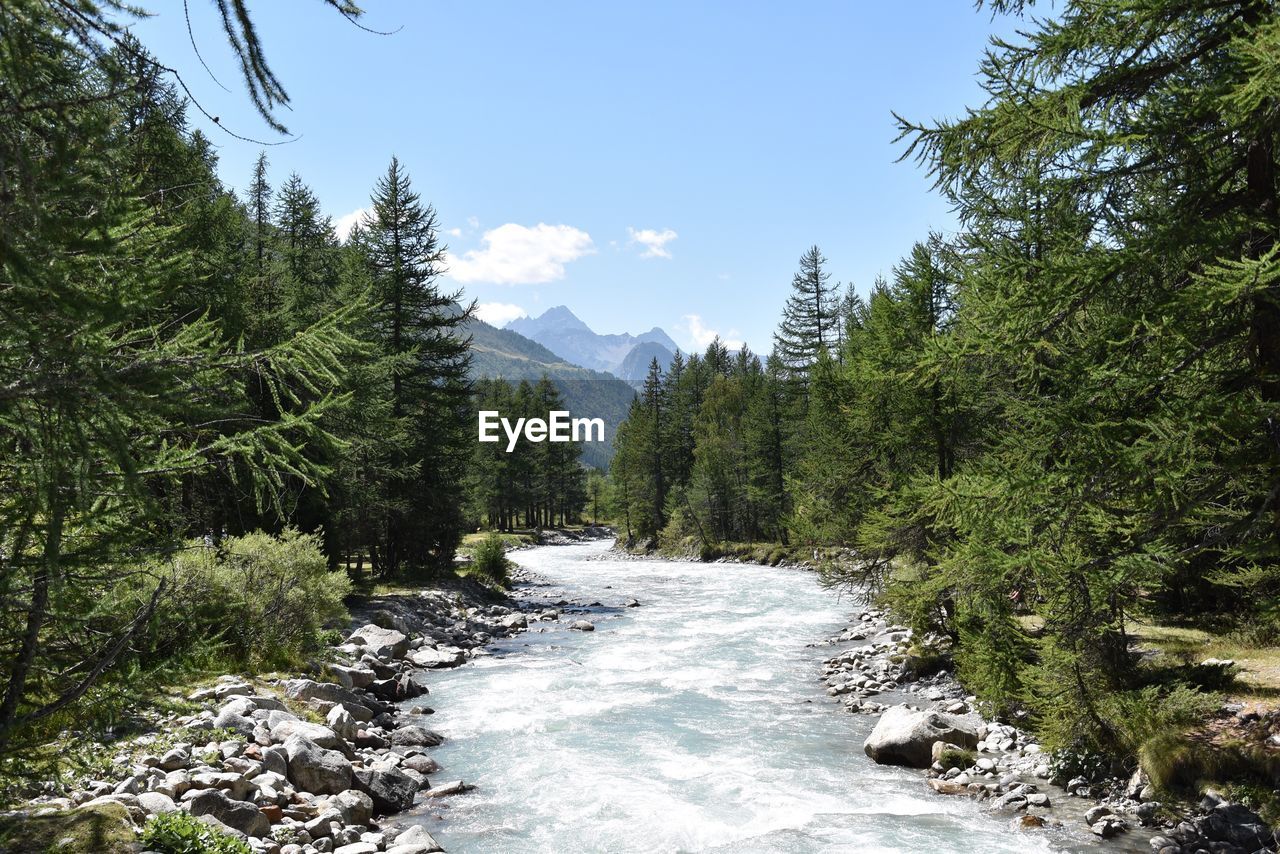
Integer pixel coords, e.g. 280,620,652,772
463,318,635,469
505,306,678,378
617,340,677,384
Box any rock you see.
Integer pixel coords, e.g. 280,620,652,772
326,664,376,689
1025,792,1050,807
158,747,190,771
927,778,968,795
1085,805,1112,825
389,725,445,747
863,706,980,768
1135,801,1160,825
327,705,358,742
400,754,441,775
137,791,178,816
569,620,595,632
387,825,445,853
188,788,271,838
1016,815,1046,829
270,718,345,751
1091,816,1127,838
283,679,383,715
334,844,378,854
353,764,418,814
423,780,471,798
212,708,257,737
284,735,352,795
329,789,373,826
1125,767,1150,800
409,646,465,668
348,624,409,659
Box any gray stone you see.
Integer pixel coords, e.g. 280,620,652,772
329,789,373,826
283,735,352,795
863,706,980,768
348,624,409,659
187,788,270,838
1085,805,1112,825
137,791,178,815
569,620,595,632
389,725,444,747
334,844,378,854
352,764,417,814
387,824,444,853
270,718,345,750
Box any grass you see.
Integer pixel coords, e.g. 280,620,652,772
1130,619,1280,701
0,802,137,854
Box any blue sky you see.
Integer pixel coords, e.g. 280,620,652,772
130,2,1019,354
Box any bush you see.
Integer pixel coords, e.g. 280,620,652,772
470,532,511,587
140,811,251,854
146,528,351,669
937,747,974,771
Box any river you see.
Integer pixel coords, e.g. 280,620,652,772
393,539,1094,853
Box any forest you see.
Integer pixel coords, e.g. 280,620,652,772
0,0,586,764
609,0,1280,784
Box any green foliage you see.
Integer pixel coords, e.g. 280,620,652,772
141,810,252,854
937,747,974,771
469,532,512,588
144,529,351,670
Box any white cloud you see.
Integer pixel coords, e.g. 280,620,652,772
334,206,372,241
680,314,743,351
475,302,528,326
446,227,463,238
446,223,594,285
627,226,678,259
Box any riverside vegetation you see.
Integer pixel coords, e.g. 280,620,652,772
608,0,1280,838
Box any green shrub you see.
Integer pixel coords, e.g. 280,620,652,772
937,747,974,771
140,811,251,854
146,528,351,669
470,532,511,587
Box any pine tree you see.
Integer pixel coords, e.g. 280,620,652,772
361,157,474,572
773,245,835,385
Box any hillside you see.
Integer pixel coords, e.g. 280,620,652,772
617,340,676,385
464,318,635,468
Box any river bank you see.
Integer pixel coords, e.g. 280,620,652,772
0,530,612,854
614,541,1279,854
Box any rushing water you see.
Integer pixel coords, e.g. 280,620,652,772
395,540,1090,853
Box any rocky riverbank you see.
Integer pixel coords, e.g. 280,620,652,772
821,610,1279,854
1,530,615,854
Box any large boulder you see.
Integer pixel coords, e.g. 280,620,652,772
409,646,465,668
187,788,271,838
863,705,979,768
283,678,390,715
389,725,444,747
329,788,374,826
136,791,178,816
269,717,345,751
353,764,417,814
348,624,409,659
284,735,352,795
387,824,445,853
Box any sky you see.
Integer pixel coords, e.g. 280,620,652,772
129,1,1021,354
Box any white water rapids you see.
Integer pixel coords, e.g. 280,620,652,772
394,540,1097,853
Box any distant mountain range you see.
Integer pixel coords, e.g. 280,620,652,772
506,306,677,383
463,318,637,469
